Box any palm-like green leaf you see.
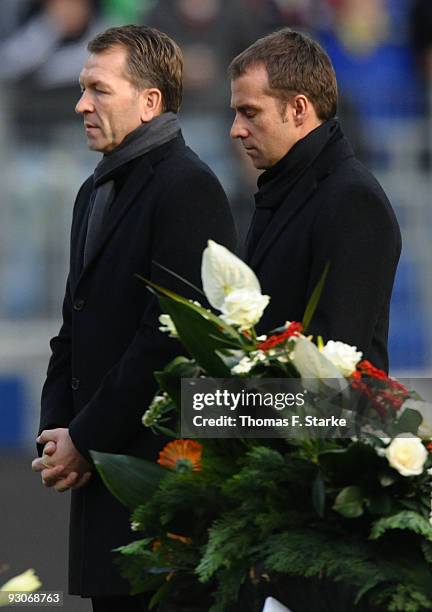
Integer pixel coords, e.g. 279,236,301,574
137,275,246,344
91,451,166,510
302,262,329,332
158,295,231,376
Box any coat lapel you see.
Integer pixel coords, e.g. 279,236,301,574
247,137,355,271
76,156,154,285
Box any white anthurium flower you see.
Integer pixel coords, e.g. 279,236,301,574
220,288,270,330
385,434,428,477
262,597,292,612
320,340,362,377
0,569,41,606
293,337,345,380
201,240,262,310
418,419,432,440
292,337,348,393
404,399,432,438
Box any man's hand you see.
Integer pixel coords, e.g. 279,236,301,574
32,428,93,492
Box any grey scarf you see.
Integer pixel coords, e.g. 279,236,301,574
83,112,180,266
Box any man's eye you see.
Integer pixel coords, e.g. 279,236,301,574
245,111,256,119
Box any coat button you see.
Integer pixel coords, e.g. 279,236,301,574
73,299,85,311
71,377,80,390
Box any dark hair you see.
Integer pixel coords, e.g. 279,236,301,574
88,25,183,113
228,28,337,120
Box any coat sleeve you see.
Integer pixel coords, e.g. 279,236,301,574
37,278,74,456
38,179,92,455
68,168,237,460
307,179,401,366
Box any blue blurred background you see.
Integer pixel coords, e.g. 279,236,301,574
1,0,431,607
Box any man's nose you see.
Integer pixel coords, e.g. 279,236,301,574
75,91,94,115
230,116,248,140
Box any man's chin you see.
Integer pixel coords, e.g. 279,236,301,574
251,159,270,170
245,151,269,170
87,139,106,153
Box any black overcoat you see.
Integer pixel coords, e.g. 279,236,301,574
39,133,237,596
246,135,401,372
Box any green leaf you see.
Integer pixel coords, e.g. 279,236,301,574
370,511,432,542
318,442,382,483
152,260,205,296
421,540,432,564
137,274,244,343
367,492,392,516
154,356,200,407
333,485,364,518
158,294,231,377
148,580,174,610
312,472,326,517
394,408,423,436
91,451,166,510
302,262,329,333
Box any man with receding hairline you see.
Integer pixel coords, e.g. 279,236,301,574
31,25,236,611
230,28,401,373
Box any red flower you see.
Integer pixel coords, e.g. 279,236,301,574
351,378,373,398
375,389,405,411
257,322,303,351
357,360,388,380
388,378,409,396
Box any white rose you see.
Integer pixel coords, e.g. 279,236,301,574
0,569,41,602
321,340,362,376
292,337,345,378
385,435,428,477
158,314,178,337
220,288,270,330
201,240,262,309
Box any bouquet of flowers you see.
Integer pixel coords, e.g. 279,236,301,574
94,241,432,612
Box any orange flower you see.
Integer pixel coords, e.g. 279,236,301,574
158,439,203,472
167,532,191,544
152,532,191,553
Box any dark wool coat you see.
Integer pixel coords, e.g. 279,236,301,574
246,135,401,373
39,133,237,596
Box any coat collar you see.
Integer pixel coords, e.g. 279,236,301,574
246,136,355,271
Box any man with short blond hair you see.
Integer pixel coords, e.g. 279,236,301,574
32,25,236,611
230,28,400,372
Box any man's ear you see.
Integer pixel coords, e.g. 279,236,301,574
140,88,163,122
291,94,309,127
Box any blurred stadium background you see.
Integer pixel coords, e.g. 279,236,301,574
1,0,431,608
